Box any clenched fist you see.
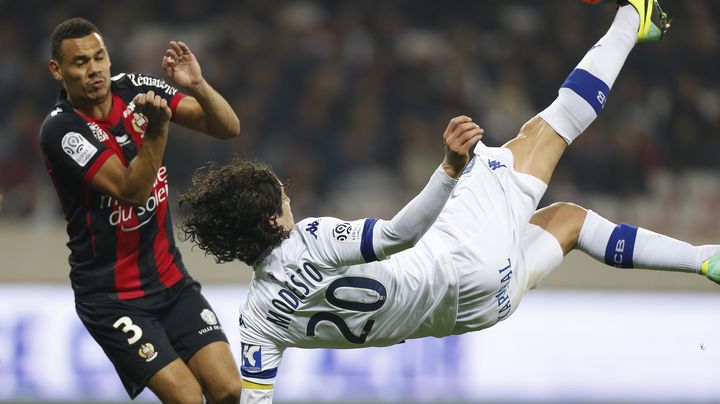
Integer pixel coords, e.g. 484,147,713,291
132,90,171,137
442,115,484,179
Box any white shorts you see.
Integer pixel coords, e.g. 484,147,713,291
423,143,563,335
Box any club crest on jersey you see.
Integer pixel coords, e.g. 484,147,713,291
61,132,97,167
132,112,148,134
241,343,262,372
200,309,218,326
138,343,158,362
86,121,109,142
333,222,362,242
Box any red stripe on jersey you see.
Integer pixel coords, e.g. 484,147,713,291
82,149,114,185
169,92,186,114
76,94,128,162
75,93,126,128
154,195,183,288
114,207,144,300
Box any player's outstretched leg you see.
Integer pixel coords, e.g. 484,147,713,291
529,202,720,285
503,1,670,185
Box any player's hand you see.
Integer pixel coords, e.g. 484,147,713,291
162,41,203,91
442,115,483,179
133,91,171,136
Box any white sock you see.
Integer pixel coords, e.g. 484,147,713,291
538,5,640,144
577,210,719,274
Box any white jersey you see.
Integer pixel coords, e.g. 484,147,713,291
239,168,460,391
242,217,458,349
238,146,562,404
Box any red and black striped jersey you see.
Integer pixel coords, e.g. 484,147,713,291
40,72,188,301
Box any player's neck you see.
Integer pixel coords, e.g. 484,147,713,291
70,94,113,120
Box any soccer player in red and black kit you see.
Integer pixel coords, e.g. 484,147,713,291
40,18,242,403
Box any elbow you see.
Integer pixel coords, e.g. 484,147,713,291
406,236,422,249
381,238,418,258
380,232,421,258
396,233,422,249
222,117,241,139
116,188,151,207
231,118,241,137
121,194,149,207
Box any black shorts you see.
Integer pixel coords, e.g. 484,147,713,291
75,277,229,398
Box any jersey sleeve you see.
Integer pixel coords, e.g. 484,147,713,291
239,341,284,403
299,217,386,268
372,166,457,257
113,73,186,116
299,166,457,268
40,112,114,185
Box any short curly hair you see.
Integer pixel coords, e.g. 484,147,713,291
51,17,101,62
180,157,288,266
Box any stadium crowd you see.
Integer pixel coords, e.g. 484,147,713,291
1,0,719,238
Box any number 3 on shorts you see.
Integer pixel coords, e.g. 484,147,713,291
113,316,143,345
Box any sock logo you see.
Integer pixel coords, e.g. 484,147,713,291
561,68,610,114
604,223,638,268
596,90,607,107
613,239,626,265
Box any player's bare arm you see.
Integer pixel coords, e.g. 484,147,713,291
90,91,171,206
162,40,240,138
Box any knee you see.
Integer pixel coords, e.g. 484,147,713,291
547,202,587,227
531,202,587,254
165,388,204,404
205,379,242,404
186,393,205,404
551,202,587,246
149,376,204,404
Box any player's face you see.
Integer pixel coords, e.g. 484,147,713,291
275,188,295,232
48,33,111,106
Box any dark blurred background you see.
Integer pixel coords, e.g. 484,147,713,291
1,0,719,242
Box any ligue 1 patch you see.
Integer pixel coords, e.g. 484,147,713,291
61,132,97,167
138,342,158,362
241,343,262,372
332,221,362,243
200,309,218,326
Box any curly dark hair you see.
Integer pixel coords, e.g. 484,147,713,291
51,17,102,62
180,157,288,266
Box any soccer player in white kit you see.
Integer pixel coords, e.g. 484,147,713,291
180,1,719,402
